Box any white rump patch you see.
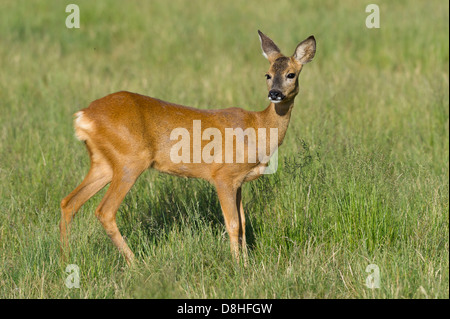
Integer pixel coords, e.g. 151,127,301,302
74,111,93,141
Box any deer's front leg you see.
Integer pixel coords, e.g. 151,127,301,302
236,187,248,266
215,180,242,261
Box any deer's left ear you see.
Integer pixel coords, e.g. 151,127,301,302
293,36,316,64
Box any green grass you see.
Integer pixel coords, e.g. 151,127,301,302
0,0,448,298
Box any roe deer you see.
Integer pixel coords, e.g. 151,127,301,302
60,30,316,265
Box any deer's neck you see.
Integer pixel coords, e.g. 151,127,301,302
259,100,295,147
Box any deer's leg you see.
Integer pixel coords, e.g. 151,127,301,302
215,180,243,261
94,164,146,265
236,187,248,266
60,156,112,260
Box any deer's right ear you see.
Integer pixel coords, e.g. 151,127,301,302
258,30,282,63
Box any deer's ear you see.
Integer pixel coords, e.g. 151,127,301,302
258,30,282,63
293,36,316,64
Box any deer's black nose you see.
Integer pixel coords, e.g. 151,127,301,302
268,90,285,101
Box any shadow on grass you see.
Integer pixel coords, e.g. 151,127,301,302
119,173,259,255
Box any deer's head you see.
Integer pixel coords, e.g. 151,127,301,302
258,30,316,104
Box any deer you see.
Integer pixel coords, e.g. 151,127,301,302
60,30,316,265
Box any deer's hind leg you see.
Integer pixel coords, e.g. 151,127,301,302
60,142,113,260
94,160,149,265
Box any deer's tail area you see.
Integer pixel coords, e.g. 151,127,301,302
74,111,93,141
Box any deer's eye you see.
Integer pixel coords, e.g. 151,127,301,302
265,74,272,80
287,73,296,79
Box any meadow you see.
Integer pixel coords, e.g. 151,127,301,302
0,0,448,298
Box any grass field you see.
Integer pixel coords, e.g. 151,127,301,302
0,0,448,299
